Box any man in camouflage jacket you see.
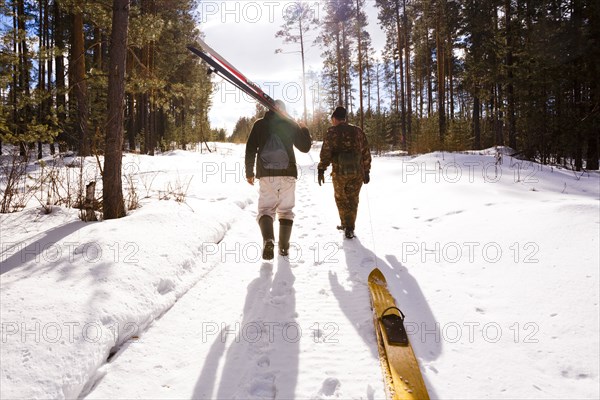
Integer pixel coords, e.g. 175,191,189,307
317,106,371,239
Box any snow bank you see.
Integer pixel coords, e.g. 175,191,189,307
1,146,255,399
366,150,599,398
2,144,598,399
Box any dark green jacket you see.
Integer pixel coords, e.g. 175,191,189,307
245,111,312,179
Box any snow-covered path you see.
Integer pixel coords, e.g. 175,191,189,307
2,144,598,399
83,152,388,399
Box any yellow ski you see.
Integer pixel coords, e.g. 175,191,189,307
368,268,430,400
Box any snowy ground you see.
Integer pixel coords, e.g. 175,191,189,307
1,143,599,399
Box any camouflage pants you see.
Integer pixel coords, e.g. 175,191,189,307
332,173,363,230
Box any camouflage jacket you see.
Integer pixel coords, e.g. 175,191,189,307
318,122,371,176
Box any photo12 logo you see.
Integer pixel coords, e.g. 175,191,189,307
200,241,341,264
400,161,539,184
0,241,140,265
199,1,321,24
408,321,540,344
1,321,141,344
400,241,540,264
214,81,320,106
200,321,339,344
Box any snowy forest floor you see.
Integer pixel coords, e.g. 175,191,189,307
1,143,599,399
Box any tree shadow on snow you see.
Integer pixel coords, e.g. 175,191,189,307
1,220,87,276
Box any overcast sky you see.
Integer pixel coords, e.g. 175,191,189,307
198,1,387,133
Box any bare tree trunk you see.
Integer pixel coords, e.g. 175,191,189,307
447,28,454,122
395,1,406,145
17,0,31,156
342,26,350,108
496,84,504,145
72,6,90,156
335,28,343,105
37,0,45,160
103,0,130,219
44,0,55,155
365,52,371,112
376,63,381,114
126,94,135,151
436,14,446,142
299,16,308,124
586,0,599,170
473,95,481,149
426,34,433,117
403,0,412,144
12,0,18,155
54,0,67,152
505,0,517,150
356,0,364,130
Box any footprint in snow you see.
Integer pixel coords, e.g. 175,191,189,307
445,210,465,216
21,349,31,363
249,373,276,399
270,295,287,306
256,355,270,368
313,328,323,341
319,377,341,397
156,278,175,295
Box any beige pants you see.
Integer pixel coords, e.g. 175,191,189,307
257,176,296,221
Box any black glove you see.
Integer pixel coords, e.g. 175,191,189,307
364,171,370,184
318,169,325,186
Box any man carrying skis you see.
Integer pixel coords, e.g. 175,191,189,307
245,100,312,259
317,106,371,239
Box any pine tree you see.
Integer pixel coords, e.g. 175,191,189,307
103,0,129,220
70,0,90,156
275,1,317,123
316,0,355,108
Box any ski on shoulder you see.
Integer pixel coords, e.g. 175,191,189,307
187,39,292,121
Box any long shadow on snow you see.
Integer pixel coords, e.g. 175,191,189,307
203,259,298,399
382,254,442,362
1,221,87,276
333,237,441,397
192,329,228,399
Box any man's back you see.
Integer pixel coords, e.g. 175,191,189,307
245,111,311,179
320,122,371,176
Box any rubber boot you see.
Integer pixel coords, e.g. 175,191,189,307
278,219,293,256
258,215,275,260
344,217,355,239
344,227,355,239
